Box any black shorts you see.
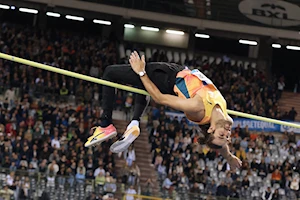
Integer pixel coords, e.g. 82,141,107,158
146,62,185,95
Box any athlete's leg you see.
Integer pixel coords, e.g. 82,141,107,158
85,64,144,148
110,63,184,153
100,64,144,126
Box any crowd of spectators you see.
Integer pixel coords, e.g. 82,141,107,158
143,51,300,199
0,22,120,199
148,105,300,199
0,20,299,200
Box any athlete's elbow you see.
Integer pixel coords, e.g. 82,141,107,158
153,96,163,105
153,94,166,105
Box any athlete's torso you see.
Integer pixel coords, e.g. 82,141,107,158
173,69,228,125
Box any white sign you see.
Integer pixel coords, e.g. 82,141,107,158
280,123,300,134
239,0,300,27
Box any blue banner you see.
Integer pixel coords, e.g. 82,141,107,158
165,111,300,134
232,118,280,132
233,119,300,134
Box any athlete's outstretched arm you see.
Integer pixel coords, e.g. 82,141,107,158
219,144,242,170
129,51,203,113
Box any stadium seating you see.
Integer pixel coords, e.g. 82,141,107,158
0,21,299,200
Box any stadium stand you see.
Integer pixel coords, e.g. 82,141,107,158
0,0,300,198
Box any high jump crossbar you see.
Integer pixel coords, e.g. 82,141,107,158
0,52,299,129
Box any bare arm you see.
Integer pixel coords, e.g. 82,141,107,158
219,144,233,160
219,144,242,170
140,74,202,112
129,51,202,113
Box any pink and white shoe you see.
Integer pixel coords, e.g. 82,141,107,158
84,124,117,147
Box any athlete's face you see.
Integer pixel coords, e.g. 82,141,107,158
211,122,232,147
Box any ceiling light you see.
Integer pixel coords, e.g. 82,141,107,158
46,12,60,18
272,44,281,48
19,7,38,14
66,15,84,21
141,26,159,32
286,45,300,51
93,19,111,25
239,39,258,46
124,24,135,28
0,4,9,9
166,29,184,35
195,33,210,38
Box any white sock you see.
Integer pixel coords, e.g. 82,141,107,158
126,120,139,130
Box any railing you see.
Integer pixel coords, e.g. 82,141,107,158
0,167,240,200
0,167,95,200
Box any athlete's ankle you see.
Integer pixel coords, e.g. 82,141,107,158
126,120,139,130
100,119,112,128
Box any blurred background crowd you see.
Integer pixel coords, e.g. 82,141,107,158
0,21,299,200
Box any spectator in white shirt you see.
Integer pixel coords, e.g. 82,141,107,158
51,136,60,149
125,185,136,200
290,178,299,191
277,76,285,99
126,146,136,167
94,165,105,177
47,160,59,176
183,133,192,149
6,172,14,187
4,87,15,108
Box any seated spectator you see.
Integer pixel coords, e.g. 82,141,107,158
46,173,55,187
176,162,184,174
272,189,280,200
75,168,86,184
206,180,217,195
261,187,273,200
162,175,174,196
178,173,189,190
241,176,250,190
125,185,137,200
224,172,233,185
288,131,296,144
0,185,14,200
6,172,16,190
128,162,140,186
47,160,59,176
228,185,239,199
94,165,105,177
104,176,117,193
51,135,61,149
66,168,75,187
189,183,200,199
290,177,299,192
236,147,246,161
216,181,228,198
240,138,248,149
154,153,163,168
95,172,106,187
157,161,167,181
271,169,282,186
9,162,16,172
49,150,60,163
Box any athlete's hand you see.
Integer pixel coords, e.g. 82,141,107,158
227,154,242,170
129,51,146,74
